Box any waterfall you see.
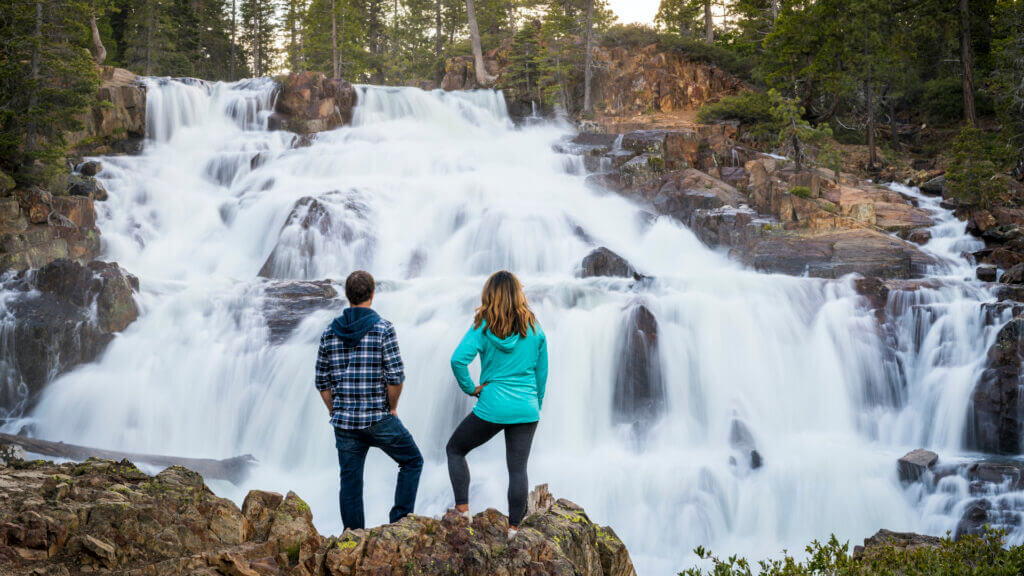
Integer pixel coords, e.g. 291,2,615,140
3,78,1018,574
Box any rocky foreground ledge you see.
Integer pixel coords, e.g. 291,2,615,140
0,458,635,576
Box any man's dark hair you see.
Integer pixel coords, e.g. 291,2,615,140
345,270,375,305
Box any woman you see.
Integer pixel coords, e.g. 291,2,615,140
447,270,548,539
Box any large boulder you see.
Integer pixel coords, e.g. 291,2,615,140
852,530,943,560
0,259,138,415
66,67,147,154
613,303,664,428
580,247,641,279
897,449,938,483
739,228,935,279
271,71,356,134
260,280,340,344
0,460,636,576
968,317,1024,454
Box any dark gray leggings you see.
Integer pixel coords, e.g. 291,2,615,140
445,412,538,526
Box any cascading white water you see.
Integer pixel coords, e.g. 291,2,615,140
5,78,1020,573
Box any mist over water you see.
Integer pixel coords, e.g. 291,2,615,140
7,79,1016,573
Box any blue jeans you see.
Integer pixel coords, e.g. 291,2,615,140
334,415,423,530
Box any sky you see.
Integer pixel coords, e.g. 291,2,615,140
606,0,659,25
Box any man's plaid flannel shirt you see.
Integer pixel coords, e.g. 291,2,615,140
315,319,405,430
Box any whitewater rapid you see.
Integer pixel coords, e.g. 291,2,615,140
6,78,1017,573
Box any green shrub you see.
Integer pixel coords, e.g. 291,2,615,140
600,25,757,83
789,186,812,198
679,529,1024,576
600,23,661,48
658,35,757,83
697,92,774,126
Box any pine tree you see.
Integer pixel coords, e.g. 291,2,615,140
283,0,308,73
240,0,278,76
0,0,100,186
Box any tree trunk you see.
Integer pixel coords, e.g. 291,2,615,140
26,0,42,157
145,0,154,75
90,14,107,64
331,0,339,79
465,0,495,86
435,0,442,57
230,0,236,80
0,433,256,485
583,0,594,114
960,0,977,126
866,76,877,170
705,0,713,44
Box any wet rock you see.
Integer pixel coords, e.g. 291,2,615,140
66,174,107,201
261,280,340,344
982,224,1022,244
897,449,938,483
974,247,1024,270
580,247,641,279
613,303,664,427
729,420,763,471
272,71,356,134
977,265,998,282
920,175,946,196
76,161,102,177
741,228,934,279
967,460,1024,490
1000,263,1024,284
619,153,665,189
903,228,932,245
969,318,1024,454
955,499,992,538
853,529,943,560
0,259,138,415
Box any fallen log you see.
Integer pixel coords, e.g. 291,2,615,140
0,432,256,485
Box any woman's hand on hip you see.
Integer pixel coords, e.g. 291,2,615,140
472,382,489,397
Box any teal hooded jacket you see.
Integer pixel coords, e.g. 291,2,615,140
450,320,548,424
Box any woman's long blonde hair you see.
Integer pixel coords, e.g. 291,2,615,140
473,271,537,339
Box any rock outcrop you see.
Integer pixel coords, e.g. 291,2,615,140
590,43,748,130
1,190,101,272
580,247,641,279
0,259,138,415
897,449,938,483
969,317,1024,454
853,530,943,560
0,457,637,576
613,303,664,429
271,72,357,134
67,67,147,155
568,129,937,280
261,280,340,344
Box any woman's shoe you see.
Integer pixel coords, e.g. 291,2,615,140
507,527,518,540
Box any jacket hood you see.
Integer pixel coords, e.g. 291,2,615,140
482,322,524,352
330,307,381,347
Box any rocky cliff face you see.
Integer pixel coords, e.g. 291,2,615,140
440,42,745,127
67,67,147,155
0,457,636,576
589,44,747,131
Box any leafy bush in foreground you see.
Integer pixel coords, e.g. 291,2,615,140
679,530,1024,576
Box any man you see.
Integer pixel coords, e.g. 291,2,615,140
315,270,423,530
